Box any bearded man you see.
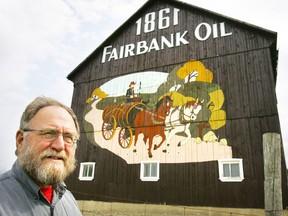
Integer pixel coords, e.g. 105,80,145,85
0,96,82,215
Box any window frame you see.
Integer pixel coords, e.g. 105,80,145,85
140,161,160,182
218,158,244,182
79,162,96,181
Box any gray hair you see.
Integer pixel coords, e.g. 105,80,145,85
20,96,80,134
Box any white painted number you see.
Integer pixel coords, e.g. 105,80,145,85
159,8,170,29
136,8,180,35
144,12,156,33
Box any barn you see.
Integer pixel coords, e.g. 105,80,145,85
66,0,288,214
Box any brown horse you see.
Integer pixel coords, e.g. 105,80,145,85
133,96,173,158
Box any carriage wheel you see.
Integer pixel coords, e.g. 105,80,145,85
118,127,133,149
102,116,116,140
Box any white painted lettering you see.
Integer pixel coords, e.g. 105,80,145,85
175,31,189,46
124,44,135,58
220,22,232,37
137,41,148,54
101,21,233,63
212,23,218,38
119,46,124,59
101,45,112,63
148,38,160,52
195,23,212,41
161,34,174,49
108,48,118,61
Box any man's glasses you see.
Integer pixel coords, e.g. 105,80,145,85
23,128,79,147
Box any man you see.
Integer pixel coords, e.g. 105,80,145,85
126,81,137,102
125,81,149,104
0,96,82,215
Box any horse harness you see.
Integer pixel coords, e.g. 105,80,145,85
151,112,166,125
170,105,197,125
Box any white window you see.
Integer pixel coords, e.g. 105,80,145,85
79,162,95,181
218,158,244,182
140,161,160,181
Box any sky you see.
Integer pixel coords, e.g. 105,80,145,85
0,0,287,172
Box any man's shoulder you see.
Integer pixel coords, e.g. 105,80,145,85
0,169,19,203
0,169,20,193
0,169,13,182
60,189,82,215
0,162,18,183
0,163,22,189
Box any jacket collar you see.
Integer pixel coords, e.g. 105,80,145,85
12,161,67,202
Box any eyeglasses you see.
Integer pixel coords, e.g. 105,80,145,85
23,128,79,147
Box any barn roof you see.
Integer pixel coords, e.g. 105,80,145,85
67,0,277,80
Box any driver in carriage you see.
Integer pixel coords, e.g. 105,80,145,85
126,81,149,104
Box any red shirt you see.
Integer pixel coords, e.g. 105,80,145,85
40,186,53,203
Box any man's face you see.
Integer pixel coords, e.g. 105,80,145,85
16,106,78,187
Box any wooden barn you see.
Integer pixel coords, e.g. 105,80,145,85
66,0,288,213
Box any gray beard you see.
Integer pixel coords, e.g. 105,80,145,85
18,144,76,186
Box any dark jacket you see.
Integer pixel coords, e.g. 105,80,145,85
126,88,135,102
0,161,82,216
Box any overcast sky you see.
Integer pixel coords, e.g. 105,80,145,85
0,0,287,172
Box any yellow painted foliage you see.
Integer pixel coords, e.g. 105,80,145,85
86,88,108,103
208,89,224,111
209,110,226,130
86,98,92,104
176,60,213,83
166,91,195,107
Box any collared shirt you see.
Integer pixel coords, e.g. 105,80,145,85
0,161,82,216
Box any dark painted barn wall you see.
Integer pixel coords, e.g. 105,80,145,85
66,0,288,209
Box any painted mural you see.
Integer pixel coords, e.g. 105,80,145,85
84,60,232,164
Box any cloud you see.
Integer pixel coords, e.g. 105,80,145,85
0,0,287,170
0,0,147,170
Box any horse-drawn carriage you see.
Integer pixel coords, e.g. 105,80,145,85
101,96,175,158
101,96,203,158
101,102,146,149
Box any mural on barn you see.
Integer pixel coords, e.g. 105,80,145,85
84,60,232,164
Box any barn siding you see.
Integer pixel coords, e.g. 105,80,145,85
66,0,288,209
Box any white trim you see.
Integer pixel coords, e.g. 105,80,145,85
140,161,160,182
218,158,244,182
79,162,96,181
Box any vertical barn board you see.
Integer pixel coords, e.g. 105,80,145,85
263,133,283,216
67,48,281,207
64,0,288,210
